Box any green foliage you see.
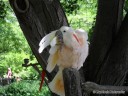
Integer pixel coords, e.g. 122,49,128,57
0,0,7,19
0,21,29,53
65,0,97,40
61,0,80,14
0,0,37,79
0,80,51,96
0,52,38,79
124,0,128,12
88,18,96,41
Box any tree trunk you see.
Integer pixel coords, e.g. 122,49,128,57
96,13,128,86
83,0,128,95
9,0,69,82
63,68,82,96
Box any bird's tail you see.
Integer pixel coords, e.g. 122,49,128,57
49,67,65,96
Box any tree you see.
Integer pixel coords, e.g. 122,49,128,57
8,0,128,96
84,0,126,85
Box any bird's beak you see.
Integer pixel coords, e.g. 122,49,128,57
50,30,63,47
38,31,56,53
55,30,63,44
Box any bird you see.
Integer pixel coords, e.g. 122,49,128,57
38,26,89,96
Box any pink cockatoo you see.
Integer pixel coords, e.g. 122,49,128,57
38,26,89,96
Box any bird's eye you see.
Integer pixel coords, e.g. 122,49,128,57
63,30,66,33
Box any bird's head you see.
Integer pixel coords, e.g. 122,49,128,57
38,26,79,53
56,26,80,47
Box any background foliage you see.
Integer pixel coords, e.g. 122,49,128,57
0,80,51,96
0,0,38,78
0,0,7,19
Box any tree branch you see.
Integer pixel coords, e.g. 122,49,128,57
83,0,125,83
63,68,82,96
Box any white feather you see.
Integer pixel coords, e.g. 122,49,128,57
48,68,65,96
47,46,58,72
38,40,50,53
50,37,57,47
75,29,88,40
38,31,56,53
39,31,56,46
49,46,58,55
38,45,45,53
46,55,56,72
74,28,89,69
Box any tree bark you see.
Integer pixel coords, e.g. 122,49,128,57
97,13,128,85
83,0,125,83
8,0,69,82
63,68,82,96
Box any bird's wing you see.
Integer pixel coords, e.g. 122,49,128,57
75,29,89,69
77,42,89,69
46,38,59,73
50,37,57,47
46,47,59,73
49,68,65,96
38,30,56,53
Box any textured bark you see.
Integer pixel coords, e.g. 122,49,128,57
9,0,69,82
84,0,125,83
63,68,82,96
97,13,128,85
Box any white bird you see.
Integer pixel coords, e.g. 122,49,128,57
38,26,89,96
